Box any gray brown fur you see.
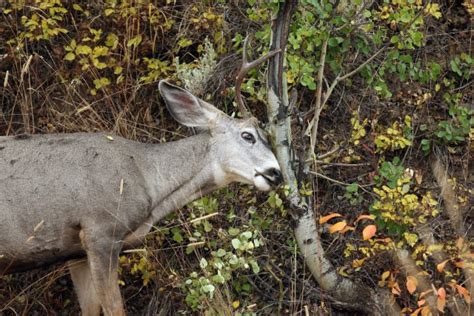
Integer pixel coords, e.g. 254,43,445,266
0,81,281,315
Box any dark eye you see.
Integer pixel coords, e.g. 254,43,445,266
241,132,256,144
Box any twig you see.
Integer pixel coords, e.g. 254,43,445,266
235,36,281,118
308,38,328,159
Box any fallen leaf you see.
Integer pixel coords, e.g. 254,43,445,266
391,282,401,295
437,287,446,312
406,276,418,294
328,221,347,234
354,214,375,223
455,284,471,303
454,260,465,268
455,237,464,250
381,270,391,281
352,258,367,268
419,289,433,299
319,213,342,224
340,225,355,234
362,224,377,240
411,307,422,316
436,259,450,272
421,306,431,316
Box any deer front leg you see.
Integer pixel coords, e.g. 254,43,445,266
81,231,125,316
68,259,100,316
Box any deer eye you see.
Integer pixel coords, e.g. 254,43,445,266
241,132,256,144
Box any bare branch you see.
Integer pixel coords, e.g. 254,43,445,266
235,36,281,118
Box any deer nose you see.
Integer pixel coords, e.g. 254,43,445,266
267,168,283,186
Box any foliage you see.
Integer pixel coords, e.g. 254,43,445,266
0,0,472,314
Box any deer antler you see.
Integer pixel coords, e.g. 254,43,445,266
235,36,281,118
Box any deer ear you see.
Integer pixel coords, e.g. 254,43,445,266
159,80,222,128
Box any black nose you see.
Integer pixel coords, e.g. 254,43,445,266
268,168,283,186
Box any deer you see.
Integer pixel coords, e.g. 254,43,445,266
0,41,282,315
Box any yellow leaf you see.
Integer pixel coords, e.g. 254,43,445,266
76,45,92,55
406,276,418,294
232,300,240,309
352,258,367,268
421,306,431,316
64,52,75,61
362,225,377,240
436,259,449,272
381,270,391,281
328,221,347,234
410,307,422,316
319,213,342,224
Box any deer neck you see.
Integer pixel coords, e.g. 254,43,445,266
145,132,227,221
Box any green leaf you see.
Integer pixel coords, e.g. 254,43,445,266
346,183,359,193
199,258,208,269
178,38,193,48
105,33,119,50
93,77,110,89
240,231,252,240
211,274,225,284
215,249,226,257
250,260,260,274
114,66,123,75
127,35,142,48
201,284,215,294
104,8,115,16
228,227,240,236
72,4,83,11
231,238,241,250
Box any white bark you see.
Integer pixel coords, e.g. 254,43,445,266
265,1,394,313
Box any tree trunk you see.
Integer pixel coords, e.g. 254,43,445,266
265,1,394,313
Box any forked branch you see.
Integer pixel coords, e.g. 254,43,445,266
235,36,281,118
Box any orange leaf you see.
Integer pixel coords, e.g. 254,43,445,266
437,287,446,299
436,259,449,272
453,260,465,268
455,237,464,250
406,276,418,294
319,213,342,224
354,214,375,223
437,287,446,312
417,299,426,307
328,221,347,234
340,225,355,234
362,225,377,240
455,284,471,303
391,282,401,296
